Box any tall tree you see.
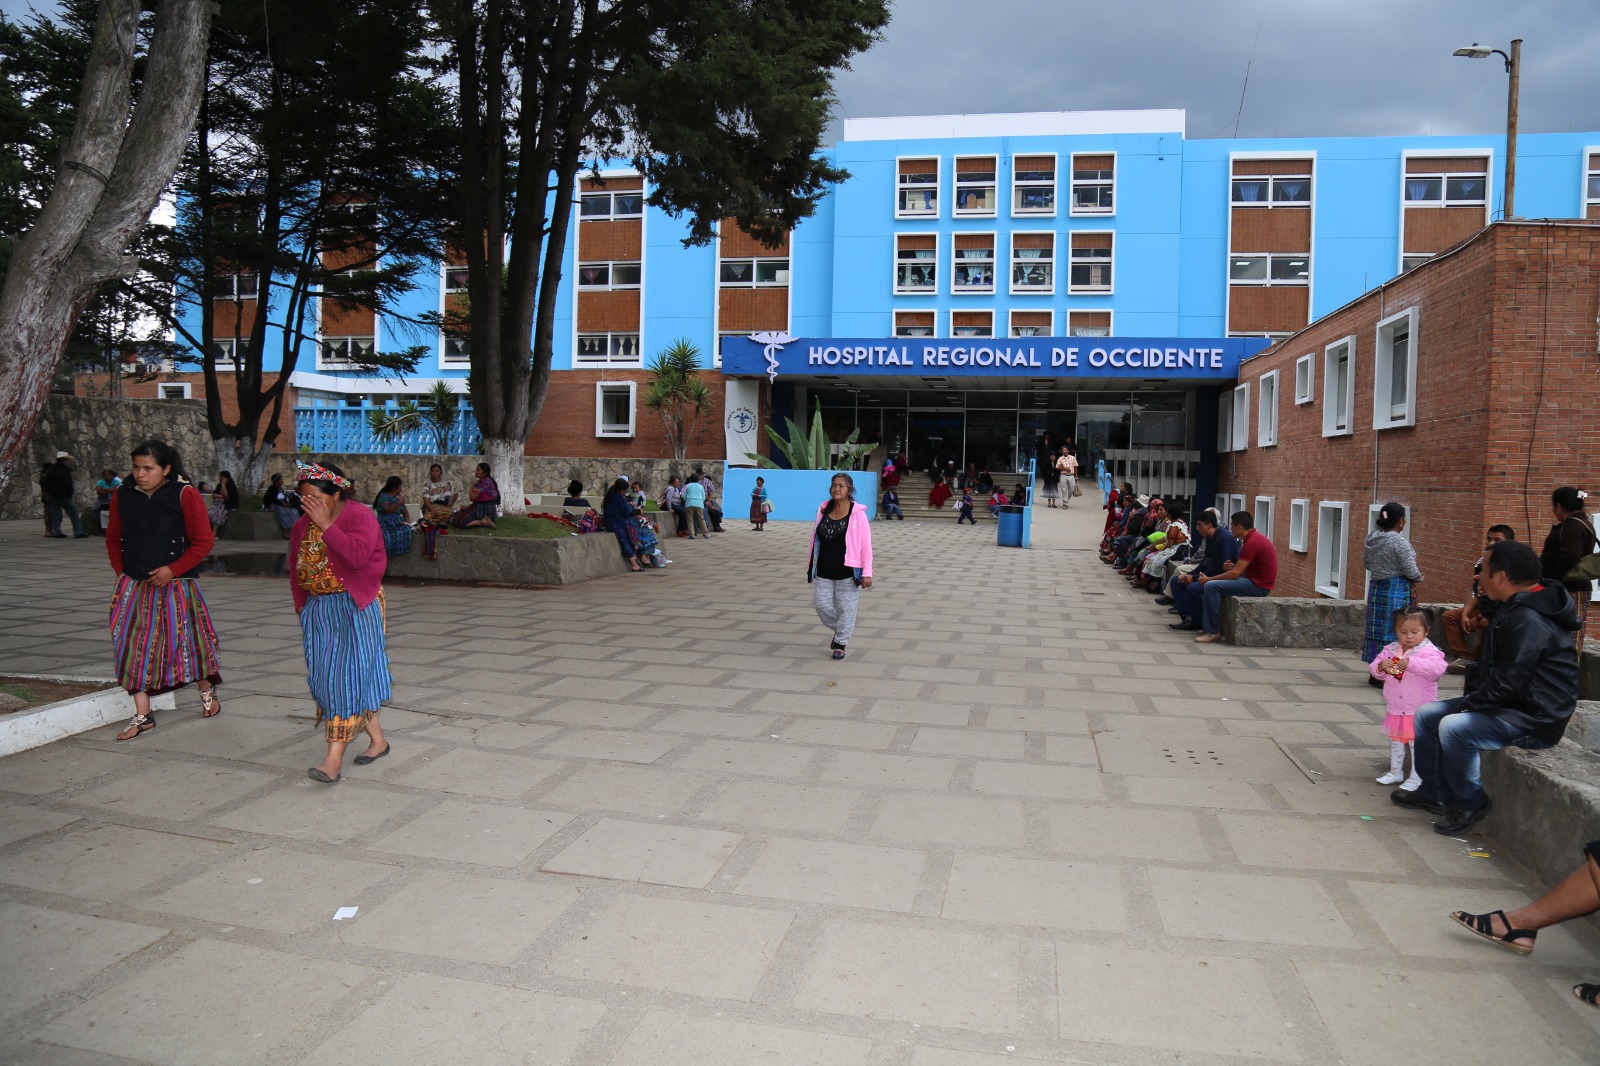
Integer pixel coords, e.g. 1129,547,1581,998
0,0,212,492
437,0,888,496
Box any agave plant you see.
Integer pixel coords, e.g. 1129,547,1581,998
642,339,714,461
366,380,462,456
746,399,873,470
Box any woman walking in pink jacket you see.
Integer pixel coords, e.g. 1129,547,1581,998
807,473,874,660
1369,604,1448,791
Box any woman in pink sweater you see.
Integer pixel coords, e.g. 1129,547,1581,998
807,473,874,660
1369,604,1448,791
290,461,392,783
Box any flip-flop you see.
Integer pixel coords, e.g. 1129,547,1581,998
353,744,391,766
306,767,340,783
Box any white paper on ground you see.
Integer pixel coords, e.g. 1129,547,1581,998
332,906,359,921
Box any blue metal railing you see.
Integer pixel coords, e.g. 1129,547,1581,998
294,406,482,455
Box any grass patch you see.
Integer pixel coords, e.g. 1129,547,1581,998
1,684,37,702
452,515,573,540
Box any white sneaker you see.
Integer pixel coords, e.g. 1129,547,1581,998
1400,775,1423,792
1375,770,1406,785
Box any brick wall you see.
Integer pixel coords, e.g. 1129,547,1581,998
526,369,743,460
1218,220,1600,637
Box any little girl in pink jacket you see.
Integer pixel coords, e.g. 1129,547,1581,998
1369,604,1449,790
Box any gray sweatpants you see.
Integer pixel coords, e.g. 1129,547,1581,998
813,577,862,647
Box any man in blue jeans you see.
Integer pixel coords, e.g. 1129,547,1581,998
1393,540,1581,833
1193,510,1276,643
1167,509,1240,630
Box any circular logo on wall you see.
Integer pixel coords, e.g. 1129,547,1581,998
726,407,757,434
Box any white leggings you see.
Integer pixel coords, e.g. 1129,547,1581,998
813,578,861,647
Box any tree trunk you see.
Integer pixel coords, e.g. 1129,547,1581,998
0,0,212,495
213,435,273,502
482,436,524,512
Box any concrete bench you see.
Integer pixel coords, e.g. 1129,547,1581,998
1220,596,1460,651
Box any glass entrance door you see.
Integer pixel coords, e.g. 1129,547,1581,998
908,410,963,474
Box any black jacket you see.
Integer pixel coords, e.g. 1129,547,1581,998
40,462,73,498
1463,581,1581,744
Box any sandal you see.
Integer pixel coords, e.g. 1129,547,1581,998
831,648,846,660
1575,983,1600,1009
116,713,156,741
1448,909,1537,955
199,686,222,718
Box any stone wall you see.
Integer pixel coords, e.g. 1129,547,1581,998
1222,597,1460,650
290,453,726,506
1,396,218,520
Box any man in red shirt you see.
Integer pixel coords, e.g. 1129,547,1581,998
1194,510,1277,643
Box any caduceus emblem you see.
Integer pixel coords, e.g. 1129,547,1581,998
748,331,797,384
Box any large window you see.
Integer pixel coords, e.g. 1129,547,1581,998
719,257,788,286
1012,154,1055,215
1070,153,1114,215
576,332,641,364
579,190,643,219
894,235,937,293
1294,353,1315,404
951,235,995,294
1228,254,1309,285
1587,152,1600,216
1289,498,1309,552
1231,382,1250,452
219,273,258,300
1315,501,1349,598
954,156,997,215
577,260,641,290
1009,310,1053,338
951,311,993,338
894,311,935,338
207,337,242,368
1322,337,1355,437
1254,496,1276,543
1403,172,1487,205
1068,233,1113,292
443,266,469,293
897,157,938,217
319,335,375,369
595,381,636,437
1373,307,1418,429
440,336,471,368
157,382,191,400
1231,174,1312,206
1258,369,1279,447
1010,233,1054,294
1068,311,1111,337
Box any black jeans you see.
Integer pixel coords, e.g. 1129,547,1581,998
46,495,83,536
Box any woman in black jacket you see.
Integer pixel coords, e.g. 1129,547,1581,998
1540,486,1595,647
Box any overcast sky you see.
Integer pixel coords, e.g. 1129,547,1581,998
4,0,1595,141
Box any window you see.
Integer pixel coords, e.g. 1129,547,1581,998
1315,502,1349,597
895,235,937,293
1012,154,1055,215
443,266,469,293
718,257,788,286
1231,382,1250,452
897,157,938,217
1254,496,1276,542
951,235,995,293
1069,233,1113,292
1403,173,1487,205
1228,254,1309,285
440,336,471,368
595,381,636,438
207,337,241,368
575,332,640,364
1215,494,1228,518
951,311,993,338
1321,337,1355,437
1294,353,1314,404
1217,392,1234,453
319,335,376,369
1587,153,1600,216
953,156,996,215
1070,153,1114,214
1401,254,1432,273
579,190,644,219
577,260,642,290
157,383,191,400
1068,310,1111,337
1009,310,1052,338
1010,233,1054,294
894,311,935,338
218,273,257,300
1289,499,1309,552
1258,369,1279,447
1228,494,1247,519
1373,307,1418,429
1231,174,1312,205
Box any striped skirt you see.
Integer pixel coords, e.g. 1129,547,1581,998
1362,575,1414,662
109,576,223,695
300,589,392,742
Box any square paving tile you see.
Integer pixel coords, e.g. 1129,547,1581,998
983,707,1089,734
793,920,1024,1031
0,746,141,795
1094,732,1306,784
1273,779,1407,817
1046,804,1209,862
129,715,307,759
1149,867,1360,948
26,938,372,1066
1055,942,1297,1058
0,902,168,1022
776,718,898,750
367,800,572,867
1346,881,1596,964
696,781,861,834
546,894,792,1000
393,749,564,800
942,854,1128,932
1381,822,1516,880
541,818,741,889
208,780,420,844
971,761,1104,801
1218,811,1398,873
539,765,706,817
1297,962,1587,1066
735,837,926,912
871,794,1027,849
71,762,278,821
339,870,576,965
653,710,781,738
673,738,815,778
909,728,1025,760
0,804,80,848
1121,775,1275,810
820,750,954,790
534,701,661,729
0,822,233,900
866,699,971,727
538,728,680,764
747,691,858,718
409,718,562,750
143,847,398,935
608,1009,872,1066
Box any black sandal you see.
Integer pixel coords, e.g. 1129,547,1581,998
1574,983,1600,1009
115,713,156,741
1449,909,1537,955
353,743,391,766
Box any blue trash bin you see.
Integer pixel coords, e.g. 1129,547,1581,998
996,504,1024,547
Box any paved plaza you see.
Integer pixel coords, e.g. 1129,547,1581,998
0,505,1597,1065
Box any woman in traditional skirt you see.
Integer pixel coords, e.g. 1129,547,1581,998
1361,501,1423,673
749,476,769,530
372,476,413,557
291,460,393,783
450,462,499,529
106,440,223,740
417,463,455,560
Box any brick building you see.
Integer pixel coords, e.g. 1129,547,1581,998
1216,219,1600,634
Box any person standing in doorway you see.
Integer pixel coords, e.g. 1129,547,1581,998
808,473,874,660
42,451,87,538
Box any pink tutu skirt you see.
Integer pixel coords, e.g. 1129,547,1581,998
1384,712,1415,743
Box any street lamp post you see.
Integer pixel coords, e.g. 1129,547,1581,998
1453,39,1522,220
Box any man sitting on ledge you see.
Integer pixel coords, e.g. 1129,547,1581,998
1192,510,1277,644
1393,539,1580,834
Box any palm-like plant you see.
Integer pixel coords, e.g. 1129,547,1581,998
642,339,714,461
366,380,462,456
746,399,873,470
